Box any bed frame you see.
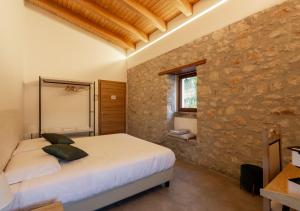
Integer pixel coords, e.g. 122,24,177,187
64,167,173,211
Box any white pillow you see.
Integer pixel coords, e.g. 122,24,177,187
5,150,61,185
13,138,50,156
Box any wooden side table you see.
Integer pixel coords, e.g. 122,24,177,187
32,202,64,211
260,163,300,210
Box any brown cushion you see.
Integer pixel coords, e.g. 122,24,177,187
42,133,74,145
43,144,88,161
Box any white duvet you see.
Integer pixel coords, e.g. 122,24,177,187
7,134,175,210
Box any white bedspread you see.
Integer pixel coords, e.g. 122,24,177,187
7,134,175,210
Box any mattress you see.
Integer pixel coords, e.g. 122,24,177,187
7,133,176,210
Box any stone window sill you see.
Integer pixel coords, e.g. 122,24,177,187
162,137,198,146
178,138,198,145
174,112,197,119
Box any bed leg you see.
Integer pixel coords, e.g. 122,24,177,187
164,181,170,188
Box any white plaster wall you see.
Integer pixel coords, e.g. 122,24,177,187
174,117,197,134
0,0,24,111
22,5,126,83
41,87,90,132
127,0,286,68
22,5,127,137
0,0,24,169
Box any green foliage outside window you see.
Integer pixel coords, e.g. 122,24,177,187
182,76,197,108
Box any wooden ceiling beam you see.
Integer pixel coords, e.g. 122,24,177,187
26,0,135,50
122,0,167,32
175,0,193,17
73,0,148,43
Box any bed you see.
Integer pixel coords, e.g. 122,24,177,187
4,133,176,211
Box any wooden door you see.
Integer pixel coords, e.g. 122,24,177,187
98,80,126,135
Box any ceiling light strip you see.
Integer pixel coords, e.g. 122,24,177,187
127,0,228,58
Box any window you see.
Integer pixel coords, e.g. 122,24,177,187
178,72,197,112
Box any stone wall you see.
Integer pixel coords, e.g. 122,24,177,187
127,0,300,178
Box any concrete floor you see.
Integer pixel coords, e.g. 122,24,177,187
101,160,262,211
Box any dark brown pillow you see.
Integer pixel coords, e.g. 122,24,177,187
42,133,74,145
43,144,88,161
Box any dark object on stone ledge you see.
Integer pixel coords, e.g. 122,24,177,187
240,164,263,195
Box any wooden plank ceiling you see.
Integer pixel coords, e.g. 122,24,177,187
26,0,200,50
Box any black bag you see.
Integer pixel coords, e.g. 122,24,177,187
240,164,263,195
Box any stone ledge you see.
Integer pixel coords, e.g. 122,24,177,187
174,112,197,119
161,137,198,146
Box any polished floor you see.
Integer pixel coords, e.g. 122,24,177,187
100,160,262,211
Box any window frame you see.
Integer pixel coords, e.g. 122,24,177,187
177,71,197,112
